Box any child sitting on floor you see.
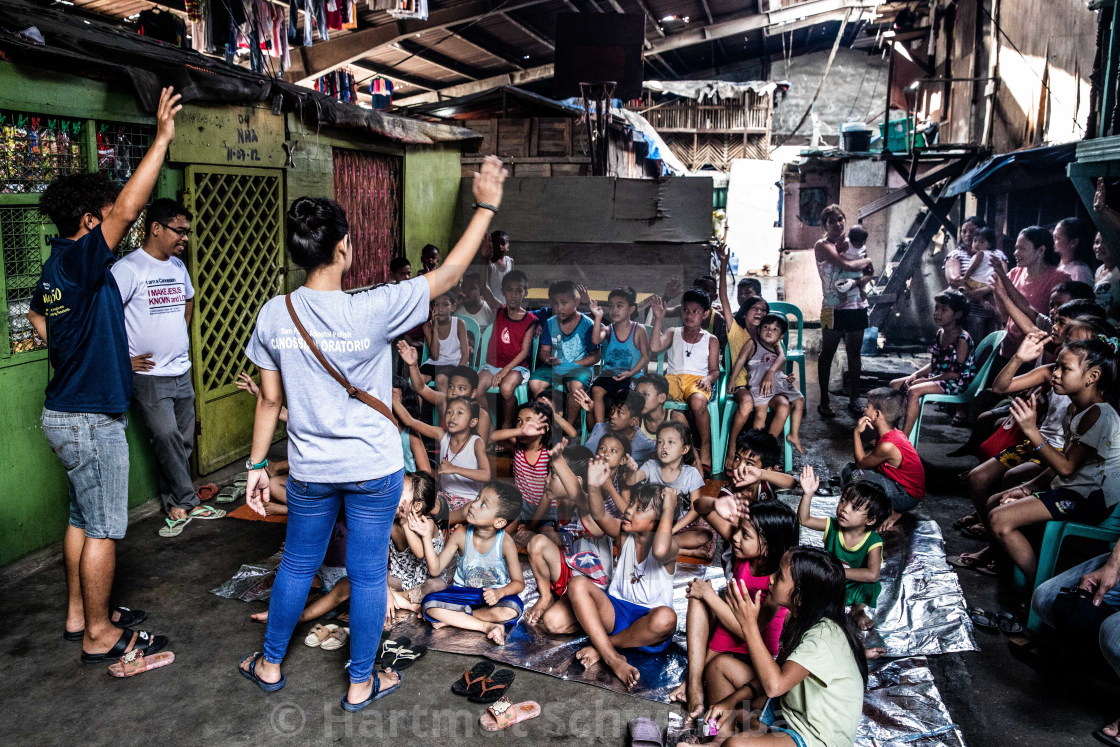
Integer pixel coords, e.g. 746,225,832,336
721,546,867,747
388,471,448,623
592,430,635,518
845,387,926,531
798,468,889,632
588,286,649,427
575,462,680,690
250,511,350,625
412,481,526,646
626,421,712,556
578,388,657,465
529,279,601,426
670,499,798,729
728,312,804,454
524,446,616,633
649,290,720,475
635,373,670,442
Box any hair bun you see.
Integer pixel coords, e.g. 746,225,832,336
289,196,322,226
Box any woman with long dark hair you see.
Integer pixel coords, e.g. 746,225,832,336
993,226,1070,366
1054,217,1095,285
237,157,507,711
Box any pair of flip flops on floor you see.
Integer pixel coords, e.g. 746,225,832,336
968,607,1023,634
159,505,226,537
304,623,349,651
376,636,427,670
214,475,249,505
452,660,518,704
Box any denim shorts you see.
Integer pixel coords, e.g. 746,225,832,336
41,408,130,540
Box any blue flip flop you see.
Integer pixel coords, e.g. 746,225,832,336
239,652,285,693
341,670,402,712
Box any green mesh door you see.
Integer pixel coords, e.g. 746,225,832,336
184,166,285,474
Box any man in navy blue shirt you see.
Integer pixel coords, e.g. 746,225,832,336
28,87,181,664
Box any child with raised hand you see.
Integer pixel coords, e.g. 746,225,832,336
728,311,804,454
529,279,602,426
991,336,1120,580
412,481,526,645
477,269,538,429
420,289,470,392
572,458,680,690
535,387,580,440
846,387,926,532
627,420,712,555
890,289,974,433
388,471,448,622
719,547,868,747
592,430,635,518
397,340,492,444
492,401,553,531
525,446,616,633
669,499,798,726
391,389,490,511
588,286,649,427
649,290,720,475
799,467,889,632
577,387,657,464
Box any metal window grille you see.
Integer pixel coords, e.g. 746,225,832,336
0,112,87,194
333,149,402,290
95,122,155,256
0,207,50,355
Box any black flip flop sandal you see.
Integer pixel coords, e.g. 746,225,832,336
376,636,410,665
63,605,148,641
378,639,428,671
81,628,168,663
452,661,495,696
997,611,1024,635
967,607,999,632
953,512,979,529
468,669,515,703
1094,727,1120,747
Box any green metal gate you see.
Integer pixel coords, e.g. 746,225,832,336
184,165,285,474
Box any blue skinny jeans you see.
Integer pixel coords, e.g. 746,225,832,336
262,471,402,684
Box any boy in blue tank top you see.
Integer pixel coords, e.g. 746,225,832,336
588,286,650,428
529,279,601,426
412,481,525,645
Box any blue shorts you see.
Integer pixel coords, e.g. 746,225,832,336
421,585,524,626
606,593,675,653
761,699,807,747
481,363,530,381
530,364,594,386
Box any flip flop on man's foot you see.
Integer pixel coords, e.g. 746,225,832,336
1093,718,1120,746
81,628,168,663
64,605,147,641
190,505,225,520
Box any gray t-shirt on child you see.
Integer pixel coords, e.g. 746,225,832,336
245,279,430,483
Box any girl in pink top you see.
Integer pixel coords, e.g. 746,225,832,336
669,500,798,719
997,227,1071,359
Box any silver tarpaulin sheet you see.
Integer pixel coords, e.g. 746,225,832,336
387,557,727,704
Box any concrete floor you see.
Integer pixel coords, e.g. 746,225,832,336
1,336,1117,746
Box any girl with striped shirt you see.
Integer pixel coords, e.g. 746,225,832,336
491,401,554,529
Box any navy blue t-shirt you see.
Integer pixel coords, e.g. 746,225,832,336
29,225,132,413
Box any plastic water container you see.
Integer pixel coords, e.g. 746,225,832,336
861,326,879,356
841,122,873,152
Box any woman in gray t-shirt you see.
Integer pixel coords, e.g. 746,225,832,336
237,157,507,710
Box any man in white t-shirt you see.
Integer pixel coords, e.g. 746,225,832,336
111,199,205,525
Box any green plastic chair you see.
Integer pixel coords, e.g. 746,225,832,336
1023,505,1120,633
768,301,806,398
660,333,725,475
907,330,1006,447
716,343,794,474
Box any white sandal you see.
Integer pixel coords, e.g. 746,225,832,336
303,623,338,648
320,626,349,651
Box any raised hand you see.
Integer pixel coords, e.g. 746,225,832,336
407,512,432,536
586,456,611,488
576,284,592,309
731,463,762,488
570,387,594,412
588,295,603,319
663,278,682,301
154,86,183,144
396,339,419,366
471,155,508,209
548,437,570,461
521,413,548,438
236,371,260,397
799,464,819,496
713,492,746,522
650,295,666,320
624,453,640,473
1016,331,1051,362
1009,393,1040,434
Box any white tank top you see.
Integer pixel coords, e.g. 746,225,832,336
666,328,713,377
439,433,483,499
607,535,675,609
426,317,463,367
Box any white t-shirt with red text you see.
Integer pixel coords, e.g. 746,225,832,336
111,249,195,377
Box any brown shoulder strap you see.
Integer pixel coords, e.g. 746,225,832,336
285,294,400,431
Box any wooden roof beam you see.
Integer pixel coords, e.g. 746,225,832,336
286,0,552,84
451,28,527,70
352,60,439,92
631,0,666,38
699,0,715,25
501,12,555,50
391,40,483,81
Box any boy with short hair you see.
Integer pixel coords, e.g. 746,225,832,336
412,481,526,645
477,270,538,429
454,269,494,335
577,389,656,464
635,374,670,441
649,289,720,473
529,279,601,425
389,256,413,283
482,230,514,306
844,386,926,531
420,243,441,275
588,286,649,427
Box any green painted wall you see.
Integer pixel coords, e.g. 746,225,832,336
404,145,462,269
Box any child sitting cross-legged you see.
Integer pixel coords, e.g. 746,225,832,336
844,387,926,532
719,546,868,747
411,481,526,646
799,467,890,634
572,461,681,690
387,471,448,624
524,446,616,633
577,388,657,465
669,498,798,730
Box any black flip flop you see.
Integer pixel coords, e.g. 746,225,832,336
959,524,989,540
452,660,495,696
468,669,515,703
378,639,428,671
341,670,401,711
80,628,168,663
376,636,410,665
238,652,286,693
1094,727,1120,747
63,605,148,641
817,404,836,419
997,611,1024,635
952,512,979,529
967,607,999,632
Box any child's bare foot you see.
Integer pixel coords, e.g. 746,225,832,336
668,682,687,704
880,510,902,532
605,653,641,690
576,645,602,669
786,434,804,454
1098,717,1120,743
851,604,875,631
865,647,887,660
486,624,507,645
250,611,269,623
431,621,448,630
524,596,554,626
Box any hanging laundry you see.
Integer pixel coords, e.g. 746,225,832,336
367,0,395,10
388,0,427,21
137,8,188,48
342,0,358,29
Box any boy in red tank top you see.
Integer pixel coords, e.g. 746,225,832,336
843,387,926,531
